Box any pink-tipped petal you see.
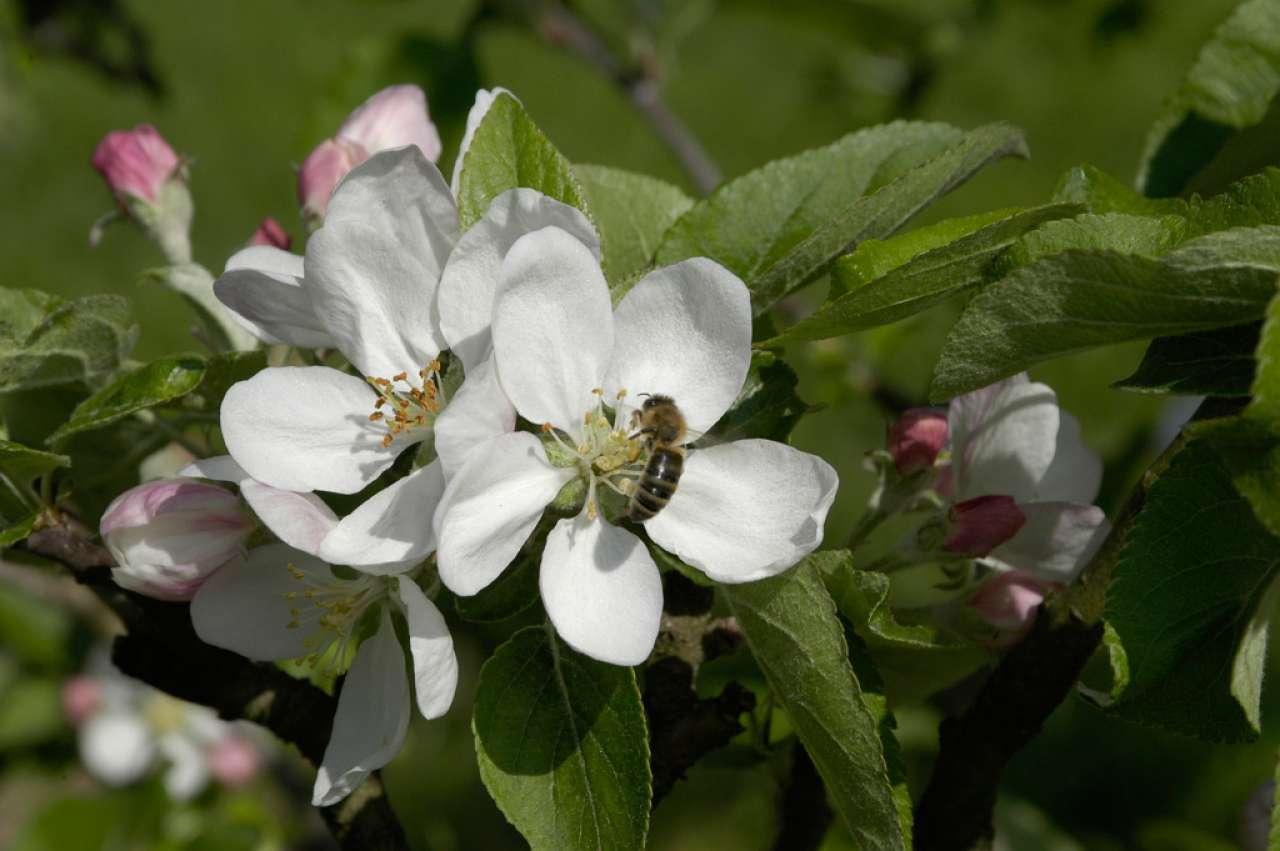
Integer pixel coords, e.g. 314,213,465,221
968,570,1056,643
337,84,442,164
250,217,291,250
298,138,365,219
943,495,1026,557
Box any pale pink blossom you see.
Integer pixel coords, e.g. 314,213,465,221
208,734,262,787
943,495,1026,557
967,570,1056,643
298,85,442,221
101,479,252,601
61,675,103,726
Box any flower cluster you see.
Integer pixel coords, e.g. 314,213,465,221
876,374,1110,642
64,657,264,800
90,80,1109,812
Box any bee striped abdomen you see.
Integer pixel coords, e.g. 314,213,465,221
628,446,684,522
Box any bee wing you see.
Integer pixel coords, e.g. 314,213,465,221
683,425,715,448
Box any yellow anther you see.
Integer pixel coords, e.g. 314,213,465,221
541,422,553,432
616,388,627,400
368,411,384,421
392,371,408,382
591,387,603,396
428,359,441,373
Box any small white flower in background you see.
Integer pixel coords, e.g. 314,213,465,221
90,124,193,263
884,374,1110,637
190,542,457,806
434,226,839,666
298,84,443,227
101,478,253,601
64,660,266,800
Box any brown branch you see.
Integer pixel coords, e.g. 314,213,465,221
644,572,756,805
912,428,1195,850
529,2,723,195
22,525,409,851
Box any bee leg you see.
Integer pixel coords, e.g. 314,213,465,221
629,426,656,441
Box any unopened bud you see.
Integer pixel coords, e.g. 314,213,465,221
298,84,441,225
942,494,1025,557
249,217,290,250
101,479,252,601
62,675,104,726
208,734,262,787
888,408,948,476
967,570,1053,642
92,125,180,204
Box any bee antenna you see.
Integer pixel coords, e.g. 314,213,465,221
637,392,651,399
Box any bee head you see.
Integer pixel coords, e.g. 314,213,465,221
641,393,673,410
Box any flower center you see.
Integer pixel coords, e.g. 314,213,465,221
143,693,189,734
366,361,446,448
281,562,390,672
542,388,647,520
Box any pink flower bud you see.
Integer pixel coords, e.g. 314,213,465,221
298,84,441,222
91,125,180,204
101,479,252,601
249,217,291,250
208,735,261,787
967,570,1055,643
297,138,364,220
62,675,104,726
888,408,948,475
942,494,1026,557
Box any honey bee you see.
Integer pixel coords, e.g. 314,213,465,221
626,394,687,522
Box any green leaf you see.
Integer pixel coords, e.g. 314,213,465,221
1199,291,1280,537
49,355,208,445
1105,438,1280,741
456,93,590,231
1114,323,1260,396
574,165,693,292
657,121,1027,313
722,554,908,850
825,566,989,701
0,513,39,547
770,203,1080,342
844,631,912,847
0,676,62,751
0,289,136,393
1054,164,1187,217
704,351,808,444
473,625,650,851
1270,751,1280,850
1138,0,1280,197
0,440,69,488
1006,213,1187,267
929,231,1280,400
11,795,136,851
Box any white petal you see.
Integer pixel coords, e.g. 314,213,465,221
1036,411,1103,503
987,502,1110,584
435,432,573,596
159,732,210,801
313,610,410,806
492,227,613,434
320,462,445,570
306,147,458,377
646,440,839,583
438,188,600,372
240,479,337,555
221,366,401,494
541,514,662,666
950,376,1059,504
215,247,334,349
450,88,513,197
395,576,458,720
179,455,247,483
432,356,515,480
605,259,751,436
81,711,155,786
191,543,327,661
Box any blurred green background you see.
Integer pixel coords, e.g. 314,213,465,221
2,1,1275,849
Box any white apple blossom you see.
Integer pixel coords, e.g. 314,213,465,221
190,542,457,806
67,658,266,800
433,226,839,666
